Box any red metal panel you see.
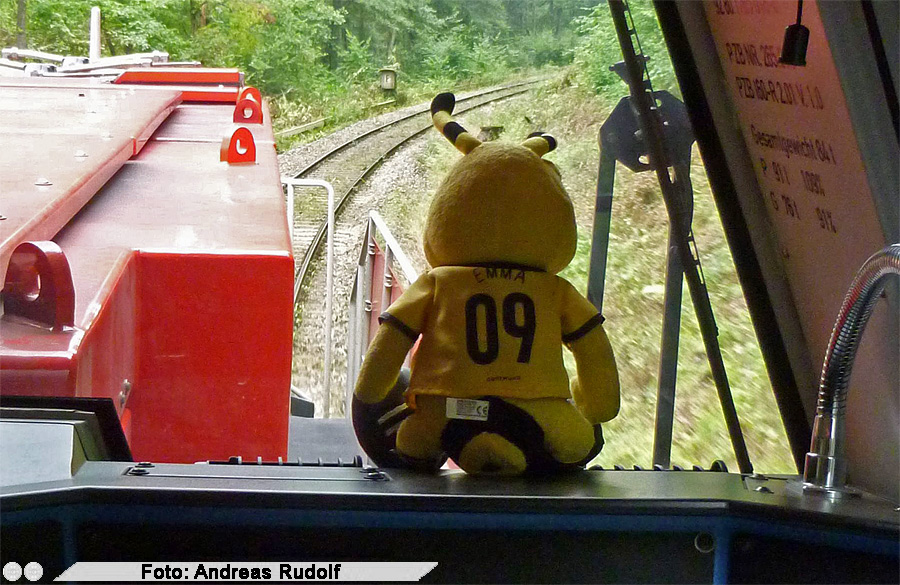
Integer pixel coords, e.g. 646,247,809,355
71,253,139,409
50,140,292,461
0,80,181,288
391,277,405,304
157,86,241,103
369,244,387,344
0,318,78,396
114,68,243,86
114,68,244,103
1,80,293,462
150,103,275,145
131,252,292,462
0,368,73,397
366,242,409,343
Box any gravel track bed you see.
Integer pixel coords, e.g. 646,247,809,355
287,141,430,417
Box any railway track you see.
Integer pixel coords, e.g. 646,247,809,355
279,78,546,416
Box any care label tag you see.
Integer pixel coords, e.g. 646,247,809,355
446,397,490,421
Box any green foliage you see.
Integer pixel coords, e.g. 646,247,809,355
4,0,590,121
6,0,192,56
12,0,95,54
190,1,267,73
245,0,343,95
335,31,373,86
523,29,575,67
409,23,511,84
100,1,191,55
573,0,679,96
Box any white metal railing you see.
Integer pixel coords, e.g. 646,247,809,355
345,211,419,417
281,178,336,417
1,47,65,62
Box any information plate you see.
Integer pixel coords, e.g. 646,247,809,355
704,0,888,364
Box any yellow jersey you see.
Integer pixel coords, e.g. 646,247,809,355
380,265,603,401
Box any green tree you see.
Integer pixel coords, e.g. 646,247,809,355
573,0,678,95
3,0,189,57
1,0,593,104
246,0,342,95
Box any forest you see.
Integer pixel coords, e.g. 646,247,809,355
1,0,676,126
4,1,596,87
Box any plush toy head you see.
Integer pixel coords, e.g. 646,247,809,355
424,93,577,274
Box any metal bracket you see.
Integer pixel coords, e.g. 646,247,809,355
600,90,694,172
2,241,75,331
233,86,263,124
607,0,752,473
220,127,256,164
237,86,262,104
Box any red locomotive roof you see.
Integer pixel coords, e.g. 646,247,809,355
0,78,182,288
1,76,292,463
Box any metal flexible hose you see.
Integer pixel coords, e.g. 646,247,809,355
804,243,900,490
819,244,900,412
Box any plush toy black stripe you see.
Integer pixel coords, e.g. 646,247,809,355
442,121,466,143
440,396,583,474
543,134,557,152
525,131,557,153
431,92,455,115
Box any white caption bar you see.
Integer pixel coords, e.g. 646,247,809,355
55,562,438,582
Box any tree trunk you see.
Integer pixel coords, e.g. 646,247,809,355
387,28,395,64
326,0,344,70
16,0,27,48
550,0,560,36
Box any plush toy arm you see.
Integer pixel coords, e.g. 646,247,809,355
567,324,620,424
354,323,416,404
355,272,434,404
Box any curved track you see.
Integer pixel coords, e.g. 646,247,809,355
280,79,545,416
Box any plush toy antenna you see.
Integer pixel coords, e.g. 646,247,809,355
522,132,557,158
431,92,482,154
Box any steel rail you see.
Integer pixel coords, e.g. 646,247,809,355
291,78,545,180
291,82,544,303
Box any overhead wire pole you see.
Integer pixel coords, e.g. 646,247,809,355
607,0,753,473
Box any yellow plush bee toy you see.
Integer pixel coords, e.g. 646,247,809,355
352,93,620,475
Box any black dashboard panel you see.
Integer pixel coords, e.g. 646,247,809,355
2,463,897,583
